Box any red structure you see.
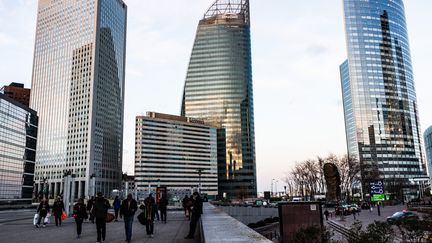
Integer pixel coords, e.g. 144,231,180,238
1,82,31,106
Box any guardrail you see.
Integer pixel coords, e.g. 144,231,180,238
327,220,358,241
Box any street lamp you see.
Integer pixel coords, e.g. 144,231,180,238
197,169,203,193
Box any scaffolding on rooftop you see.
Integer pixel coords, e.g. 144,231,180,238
204,0,250,24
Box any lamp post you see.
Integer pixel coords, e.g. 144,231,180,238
197,169,203,193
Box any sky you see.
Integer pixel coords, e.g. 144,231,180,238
0,0,431,193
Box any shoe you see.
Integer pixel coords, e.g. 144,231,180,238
150,234,154,238
42,225,46,228
35,224,39,228
77,235,80,239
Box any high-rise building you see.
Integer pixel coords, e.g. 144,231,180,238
181,0,256,198
341,0,426,198
135,112,218,197
0,82,31,107
30,0,127,198
0,93,38,205
424,126,432,181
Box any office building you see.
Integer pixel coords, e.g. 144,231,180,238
181,0,256,198
341,0,426,198
135,112,218,197
0,93,38,205
30,0,127,198
0,82,31,107
424,126,432,181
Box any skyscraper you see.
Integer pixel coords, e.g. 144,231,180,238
30,0,127,198
181,0,256,198
424,126,432,181
341,0,426,198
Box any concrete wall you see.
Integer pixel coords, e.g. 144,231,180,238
215,206,278,225
201,203,272,243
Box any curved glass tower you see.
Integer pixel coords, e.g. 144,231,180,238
341,0,426,198
181,0,256,198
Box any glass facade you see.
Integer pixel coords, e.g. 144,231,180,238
424,126,432,181
135,112,218,197
30,0,127,198
0,93,38,205
342,0,426,197
181,0,256,198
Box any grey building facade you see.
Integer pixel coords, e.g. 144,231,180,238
424,126,432,181
341,0,426,198
181,0,256,199
30,0,127,198
135,112,218,197
0,93,38,205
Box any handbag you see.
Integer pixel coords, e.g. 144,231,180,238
61,212,67,220
137,212,147,225
33,213,39,225
106,213,115,223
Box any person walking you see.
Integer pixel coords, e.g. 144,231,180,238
184,192,203,239
120,194,138,243
73,198,88,239
154,200,160,221
182,195,189,219
52,196,65,227
159,193,168,223
91,192,111,243
324,209,329,221
144,194,156,238
87,196,95,221
113,196,121,222
36,199,50,228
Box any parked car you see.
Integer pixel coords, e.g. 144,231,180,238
386,211,419,224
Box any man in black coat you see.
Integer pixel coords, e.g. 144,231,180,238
120,194,138,243
91,192,110,243
184,192,203,239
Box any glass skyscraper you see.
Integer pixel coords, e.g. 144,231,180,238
30,0,127,198
341,0,426,198
0,93,38,205
424,126,432,181
181,0,256,198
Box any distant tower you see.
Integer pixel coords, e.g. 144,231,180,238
181,0,256,198
424,126,432,181
30,0,127,198
341,0,426,198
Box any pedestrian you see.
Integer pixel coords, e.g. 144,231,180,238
91,192,111,243
182,195,189,219
159,193,168,223
186,195,193,220
144,193,156,238
184,192,203,239
154,200,160,221
324,209,329,220
73,198,88,239
87,196,95,221
52,196,65,227
36,198,50,228
120,194,138,243
113,195,121,222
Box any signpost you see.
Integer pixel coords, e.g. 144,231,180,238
369,180,385,202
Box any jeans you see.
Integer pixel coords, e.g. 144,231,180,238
124,216,133,241
55,215,62,226
160,208,167,222
114,208,120,220
75,218,83,235
37,216,46,225
146,219,154,235
187,214,200,237
96,218,106,242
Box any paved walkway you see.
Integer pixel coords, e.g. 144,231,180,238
0,210,200,243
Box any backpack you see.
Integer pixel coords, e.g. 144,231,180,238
137,211,147,225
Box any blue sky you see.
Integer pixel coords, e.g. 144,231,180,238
1,0,431,193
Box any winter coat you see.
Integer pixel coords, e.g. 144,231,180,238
52,200,65,216
120,199,138,218
73,202,88,219
91,197,110,220
37,201,50,217
113,198,121,209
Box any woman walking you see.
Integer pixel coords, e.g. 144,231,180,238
113,196,121,222
36,199,50,228
52,196,65,226
73,198,88,239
